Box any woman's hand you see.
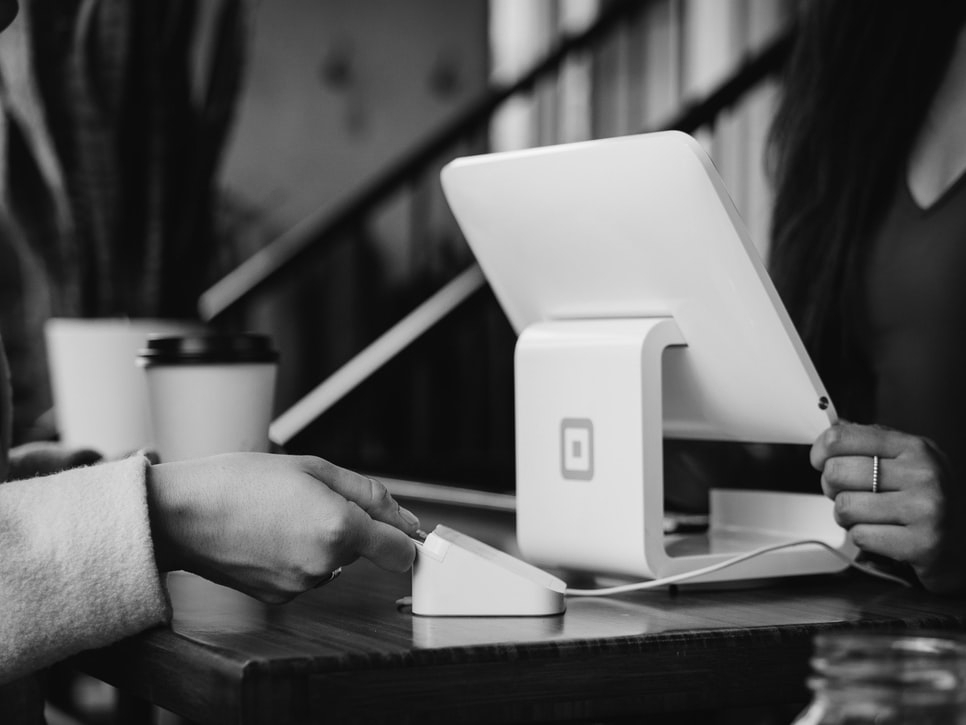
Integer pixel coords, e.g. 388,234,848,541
146,453,420,603
811,422,966,593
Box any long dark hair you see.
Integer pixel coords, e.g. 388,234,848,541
767,1,966,418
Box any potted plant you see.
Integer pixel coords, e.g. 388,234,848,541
0,0,248,455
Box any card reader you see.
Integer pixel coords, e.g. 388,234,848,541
411,525,566,617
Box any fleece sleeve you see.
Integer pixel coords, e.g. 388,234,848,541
0,455,171,683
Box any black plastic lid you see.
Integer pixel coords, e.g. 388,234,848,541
138,333,278,366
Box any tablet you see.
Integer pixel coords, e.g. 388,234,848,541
440,131,836,444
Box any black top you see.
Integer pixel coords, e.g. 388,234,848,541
861,167,966,476
137,332,278,366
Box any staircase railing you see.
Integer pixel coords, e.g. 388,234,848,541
200,0,792,322
199,3,796,478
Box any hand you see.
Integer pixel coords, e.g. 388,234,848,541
810,422,966,592
146,453,420,603
7,441,103,480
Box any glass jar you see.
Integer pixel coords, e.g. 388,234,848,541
792,631,966,724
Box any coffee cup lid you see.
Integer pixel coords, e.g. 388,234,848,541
138,333,278,365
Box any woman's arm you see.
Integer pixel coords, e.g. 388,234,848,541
0,450,422,684
0,456,169,684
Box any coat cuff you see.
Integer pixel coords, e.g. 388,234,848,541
0,455,171,683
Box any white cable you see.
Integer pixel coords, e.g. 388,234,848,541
564,539,913,596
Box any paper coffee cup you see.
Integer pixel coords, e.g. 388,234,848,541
138,333,278,462
45,318,204,457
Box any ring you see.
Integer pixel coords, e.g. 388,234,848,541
314,567,343,588
872,455,879,494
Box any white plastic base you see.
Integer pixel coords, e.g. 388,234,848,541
412,525,566,616
514,318,854,584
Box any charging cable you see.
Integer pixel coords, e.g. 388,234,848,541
563,539,913,596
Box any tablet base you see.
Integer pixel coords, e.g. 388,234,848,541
514,318,853,583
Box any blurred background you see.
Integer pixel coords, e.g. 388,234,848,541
0,1,797,722
0,0,794,497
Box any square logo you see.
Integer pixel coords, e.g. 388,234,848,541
561,418,594,480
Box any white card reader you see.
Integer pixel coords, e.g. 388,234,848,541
411,525,566,617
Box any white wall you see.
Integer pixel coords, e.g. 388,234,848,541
221,0,487,241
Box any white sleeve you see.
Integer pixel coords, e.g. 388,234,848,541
0,455,171,683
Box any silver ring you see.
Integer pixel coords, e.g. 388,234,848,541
872,455,879,494
314,567,343,588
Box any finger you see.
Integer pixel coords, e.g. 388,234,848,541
330,501,417,572
359,517,418,572
832,490,908,527
847,523,918,563
303,457,420,535
823,453,939,499
821,454,901,496
810,422,908,469
68,448,104,467
819,455,880,497
10,445,102,478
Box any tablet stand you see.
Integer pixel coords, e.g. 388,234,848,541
514,318,853,584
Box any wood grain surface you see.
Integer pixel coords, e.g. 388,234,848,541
75,503,966,725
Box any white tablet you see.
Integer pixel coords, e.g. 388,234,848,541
440,131,836,444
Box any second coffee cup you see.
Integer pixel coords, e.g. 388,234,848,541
138,333,279,462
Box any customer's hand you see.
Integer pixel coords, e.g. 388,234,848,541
7,441,103,480
146,453,420,603
811,422,966,593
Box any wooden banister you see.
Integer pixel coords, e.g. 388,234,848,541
199,0,650,321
